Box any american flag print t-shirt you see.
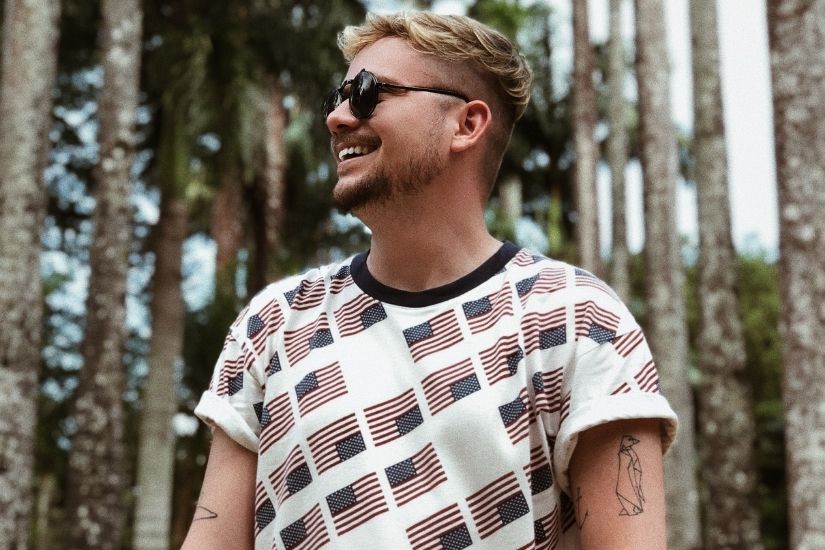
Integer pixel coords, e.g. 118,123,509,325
195,242,678,549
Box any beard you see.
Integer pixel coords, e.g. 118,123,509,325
333,122,445,213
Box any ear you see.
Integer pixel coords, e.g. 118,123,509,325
450,100,492,154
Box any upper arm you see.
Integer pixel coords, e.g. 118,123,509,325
568,418,668,550
181,427,257,550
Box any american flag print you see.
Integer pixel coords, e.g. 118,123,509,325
558,392,571,425
279,504,329,550
611,381,632,395
574,267,618,299
559,491,575,532
215,337,255,397
255,481,276,535
512,249,545,266
294,361,347,417
257,392,294,454
406,503,472,550
334,293,387,337
462,285,514,334
499,388,533,444
523,446,553,496
307,412,366,474
533,368,564,414
266,351,282,377
480,333,524,385
270,445,312,504
246,298,284,355
516,267,567,306
403,310,463,362
284,277,326,311
634,359,660,393
611,328,645,357
385,443,448,506
284,313,334,366
532,507,560,550
523,308,567,355
330,264,354,294
421,358,481,415
467,471,530,539
364,388,423,446
326,472,388,535
574,301,620,344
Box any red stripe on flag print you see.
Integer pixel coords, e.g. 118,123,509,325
611,328,644,357
285,277,326,311
512,249,545,266
523,446,553,496
406,503,471,550
611,381,632,395
517,267,567,306
330,264,354,294
574,268,618,299
326,472,389,536
634,359,660,393
533,368,564,414
421,358,480,415
307,412,365,474
269,445,312,504
295,361,347,417
260,392,294,454
364,388,422,446
531,507,561,550
560,491,576,532
499,388,534,444
284,313,333,367
467,471,530,539
215,340,256,397
574,301,620,339
558,392,571,426
462,285,514,334
524,307,567,355
403,309,463,363
254,481,276,535
247,298,285,355
279,504,329,550
385,443,448,506
334,293,386,337
480,333,524,385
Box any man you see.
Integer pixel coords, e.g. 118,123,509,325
183,12,677,550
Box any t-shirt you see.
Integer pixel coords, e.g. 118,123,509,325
195,242,678,550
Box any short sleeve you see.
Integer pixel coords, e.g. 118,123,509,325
551,296,678,494
194,327,266,453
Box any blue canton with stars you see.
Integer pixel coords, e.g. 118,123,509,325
539,326,567,349
499,397,526,426
462,296,492,318
360,303,387,329
385,457,417,488
335,433,366,461
403,321,433,345
395,406,423,436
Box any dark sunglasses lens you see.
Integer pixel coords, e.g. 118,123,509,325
322,89,342,119
350,71,378,119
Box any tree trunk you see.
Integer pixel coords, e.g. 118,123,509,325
132,99,189,550
634,1,700,548
571,0,600,275
249,79,287,295
64,1,143,548
767,2,825,548
690,1,763,547
133,197,187,550
0,1,61,547
607,0,630,301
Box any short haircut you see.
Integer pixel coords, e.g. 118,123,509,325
338,12,533,188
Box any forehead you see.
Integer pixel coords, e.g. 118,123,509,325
345,37,441,83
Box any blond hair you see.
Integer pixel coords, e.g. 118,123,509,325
338,12,532,187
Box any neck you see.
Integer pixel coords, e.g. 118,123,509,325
357,191,501,292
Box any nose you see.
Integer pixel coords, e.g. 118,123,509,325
325,99,361,135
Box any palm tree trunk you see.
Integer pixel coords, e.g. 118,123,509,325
767,2,825,547
572,0,600,274
634,1,700,548
64,1,143,547
0,1,61,547
607,0,630,301
690,1,763,547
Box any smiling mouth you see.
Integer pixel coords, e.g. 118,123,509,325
338,145,377,161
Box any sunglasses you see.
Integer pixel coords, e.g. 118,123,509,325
322,68,470,121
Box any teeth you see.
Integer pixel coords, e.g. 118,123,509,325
338,145,373,160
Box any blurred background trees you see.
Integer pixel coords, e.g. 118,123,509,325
0,0,818,549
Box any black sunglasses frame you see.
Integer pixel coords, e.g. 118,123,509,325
322,68,470,120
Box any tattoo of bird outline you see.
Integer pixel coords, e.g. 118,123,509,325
616,434,644,516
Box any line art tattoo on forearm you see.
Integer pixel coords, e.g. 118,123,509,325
616,434,644,516
193,505,219,521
